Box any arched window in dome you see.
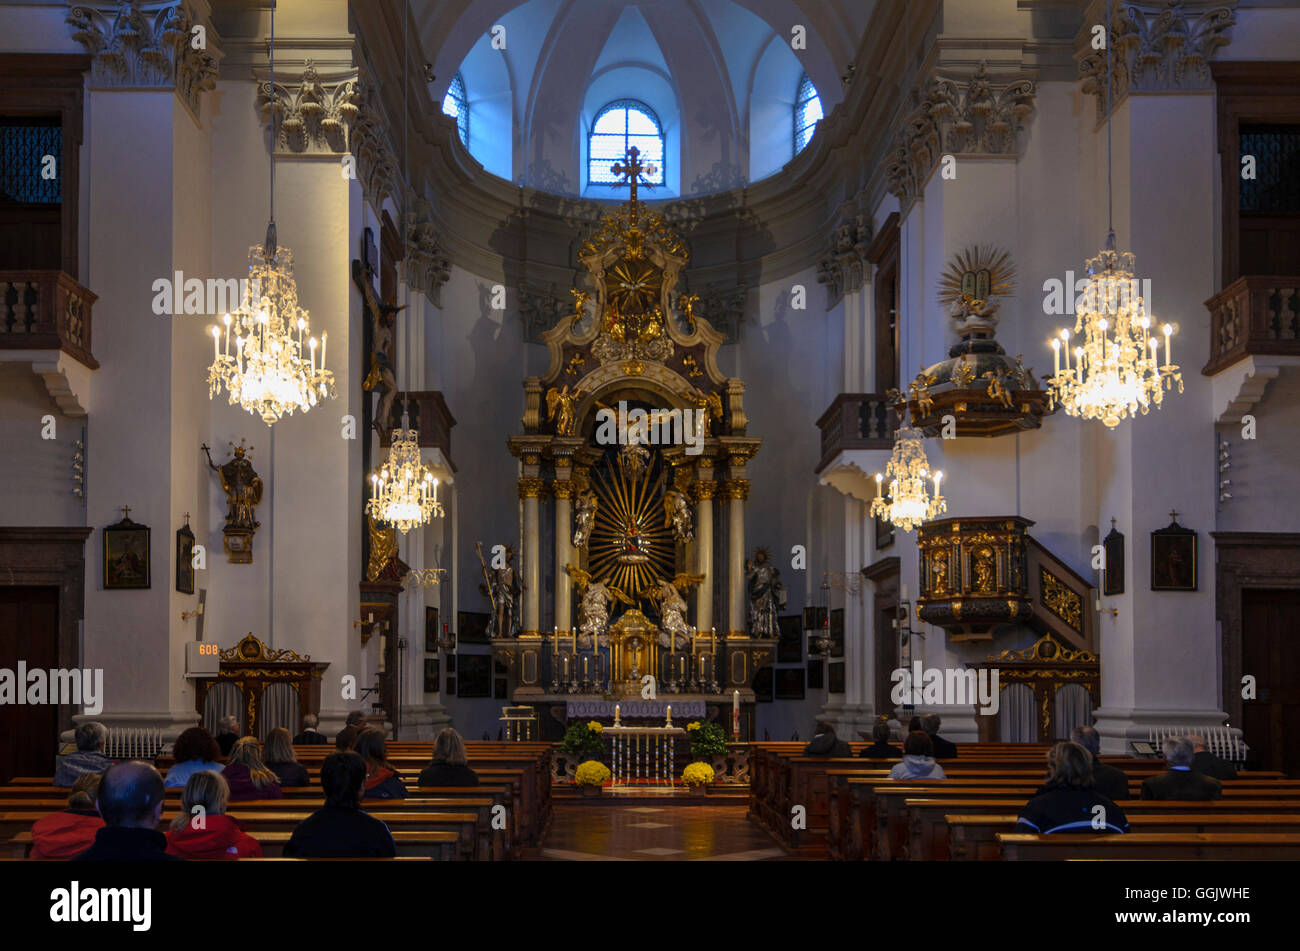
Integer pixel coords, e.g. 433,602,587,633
588,100,665,187
794,74,822,154
441,72,469,147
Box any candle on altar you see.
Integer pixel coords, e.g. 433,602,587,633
733,689,740,739
614,704,620,725
552,626,558,654
710,626,716,657
666,705,671,724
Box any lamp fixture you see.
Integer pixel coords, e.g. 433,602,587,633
870,421,947,533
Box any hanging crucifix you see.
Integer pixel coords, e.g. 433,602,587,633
611,146,657,205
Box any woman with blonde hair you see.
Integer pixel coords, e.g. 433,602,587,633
30,772,104,859
417,728,480,787
165,771,261,858
1015,741,1129,834
221,736,283,801
354,728,408,799
263,727,310,787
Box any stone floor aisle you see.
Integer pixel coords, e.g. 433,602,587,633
538,803,792,861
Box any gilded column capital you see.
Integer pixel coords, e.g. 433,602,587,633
693,481,718,502
723,479,750,501
552,479,577,500
518,477,546,500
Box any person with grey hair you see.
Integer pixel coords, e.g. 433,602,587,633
215,715,241,756
54,722,112,787
1070,725,1130,800
1187,733,1238,781
921,714,958,759
293,713,330,745
1140,736,1222,801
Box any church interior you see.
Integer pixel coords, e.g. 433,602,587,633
1,0,1300,886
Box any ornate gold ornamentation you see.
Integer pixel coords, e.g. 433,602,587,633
545,384,585,436
219,633,311,663
621,360,646,376
971,546,997,594
682,354,703,378
1039,568,1083,632
517,478,546,499
929,550,950,595
365,515,398,582
724,480,750,501
950,358,977,386
993,632,1096,664
552,480,576,500
564,352,587,378
522,453,541,467
693,481,717,502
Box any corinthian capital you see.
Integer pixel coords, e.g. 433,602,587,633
65,0,223,115
817,206,872,310
1077,0,1237,124
350,74,399,213
256,60,360,155
884,61,1037,205
404,190,452,303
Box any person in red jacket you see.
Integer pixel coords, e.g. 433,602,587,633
221,736,283,801
166,771,261,859
30,773,105,859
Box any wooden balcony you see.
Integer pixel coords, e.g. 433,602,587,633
379,390,457,468
1203,275,1300,376
0,270,98,369
814,393,897,474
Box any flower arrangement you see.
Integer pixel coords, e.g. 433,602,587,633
560,720,606,759
686,720,727,759
575,760,611,787
681,761,715,787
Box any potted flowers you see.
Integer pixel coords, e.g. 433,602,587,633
560,720,606,764
574,760,611,797
686,720,727,760
681,761,715,796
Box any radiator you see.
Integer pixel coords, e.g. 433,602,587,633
103,727,165,760
1147,725,1247,763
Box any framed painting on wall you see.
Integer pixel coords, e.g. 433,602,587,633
830,608,845,658
752,667,774,702
104,513,150,590
1103,522,1125,596
425,606,439,652
457,654,492,697
774,668,805,700
1151,517,1197,592
777,614,802,663
423,658,439,693
458,611,490,645
175,522,195,594
828,662,845,694
807,658,824,689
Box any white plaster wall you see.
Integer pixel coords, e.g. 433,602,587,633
0,367,84,526
1215,373,1300,533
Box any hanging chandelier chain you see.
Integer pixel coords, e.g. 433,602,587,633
266,0,276,256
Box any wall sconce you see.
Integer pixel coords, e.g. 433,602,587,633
181,603,204,622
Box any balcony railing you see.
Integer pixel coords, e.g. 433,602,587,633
379,390,456,465
814,393,897,473
1203,275,1300,376
0,270,98,369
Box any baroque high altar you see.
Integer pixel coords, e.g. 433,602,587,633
491,150,774,737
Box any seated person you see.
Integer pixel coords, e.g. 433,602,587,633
221,736,283,801
215,715,241,756
262,727,310,787
30,773,104,859
1141,736,1222,801
165,771,261,859
355,729,408,799
54,722,112,787
73,761,181,861
1016,741,1129,834
906,716,923,734
803,721,851,757
1069,725,1130,801
859,721,901,759
164,726,224,789
1187,734,1238,781
921,714,958,759
292,713,331,745
334,725,360,752
284,752,397,858
888,731,946,780
417,728,480,787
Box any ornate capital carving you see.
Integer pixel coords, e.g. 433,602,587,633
724,479,750,501
885,62,1037,204
680,282,746,341
65,1,222,115
817,208,872,309
404,190,451,303
551,479,576,501
255,60,359,155
518,477,546,500
519,282,569,344
350,75,399,213
693,480,718,502
1077,0,1237,124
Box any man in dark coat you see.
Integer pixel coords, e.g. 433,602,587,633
1070,725,1130,800
922,714,958,759
803,721,851,757
1188,734,1238,780
73,762,182,861
215,715,240,756
1141,736,1222,801
293,713,331,745
284,752,397,858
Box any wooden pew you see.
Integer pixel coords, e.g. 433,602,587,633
997,832,1300,860
6,829,463,860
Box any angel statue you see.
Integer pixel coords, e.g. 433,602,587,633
745,547,787,639
662,489,694,544
545,383,584,437
687,386,724,436
572,490,599,548
566,565,633,648
646,573,703,650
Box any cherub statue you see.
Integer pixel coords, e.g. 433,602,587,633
687,386,724,436
645,573,704,650
662,489,694,544
545,384,585,437
572,490,599,548
909,367,939,419
567,565,633,648
982,366,1014,409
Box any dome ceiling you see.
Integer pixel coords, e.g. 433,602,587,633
413,0,876,196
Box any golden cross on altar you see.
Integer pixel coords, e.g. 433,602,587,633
611,147,654,205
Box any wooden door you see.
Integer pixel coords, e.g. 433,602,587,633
875,601,898,718
0,586,60,783
1241,588,1300,777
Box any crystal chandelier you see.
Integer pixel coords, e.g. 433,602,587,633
367,429,443,534
206,1,334,425
870,422,946,533
1047,243,1181,428
1047,0,1181,429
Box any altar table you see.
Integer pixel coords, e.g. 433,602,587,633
604,725,686,787
565,699,706,719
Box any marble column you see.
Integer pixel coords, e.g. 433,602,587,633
552,469,575,635
693,467,716,633
725,478,749,635
519,476,544,636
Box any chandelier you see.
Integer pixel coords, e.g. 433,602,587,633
870,422,946,533
1047,243,1181,428
206,0,334,425
208,244,335,425
1047,0,1181,428
367,429,443,533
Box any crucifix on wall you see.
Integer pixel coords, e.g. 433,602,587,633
611,147,658,205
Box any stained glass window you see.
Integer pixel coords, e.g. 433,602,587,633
794,74,822,154
441,72,469,148
588,100,665,186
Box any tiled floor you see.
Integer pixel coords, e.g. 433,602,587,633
540,804,789,861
